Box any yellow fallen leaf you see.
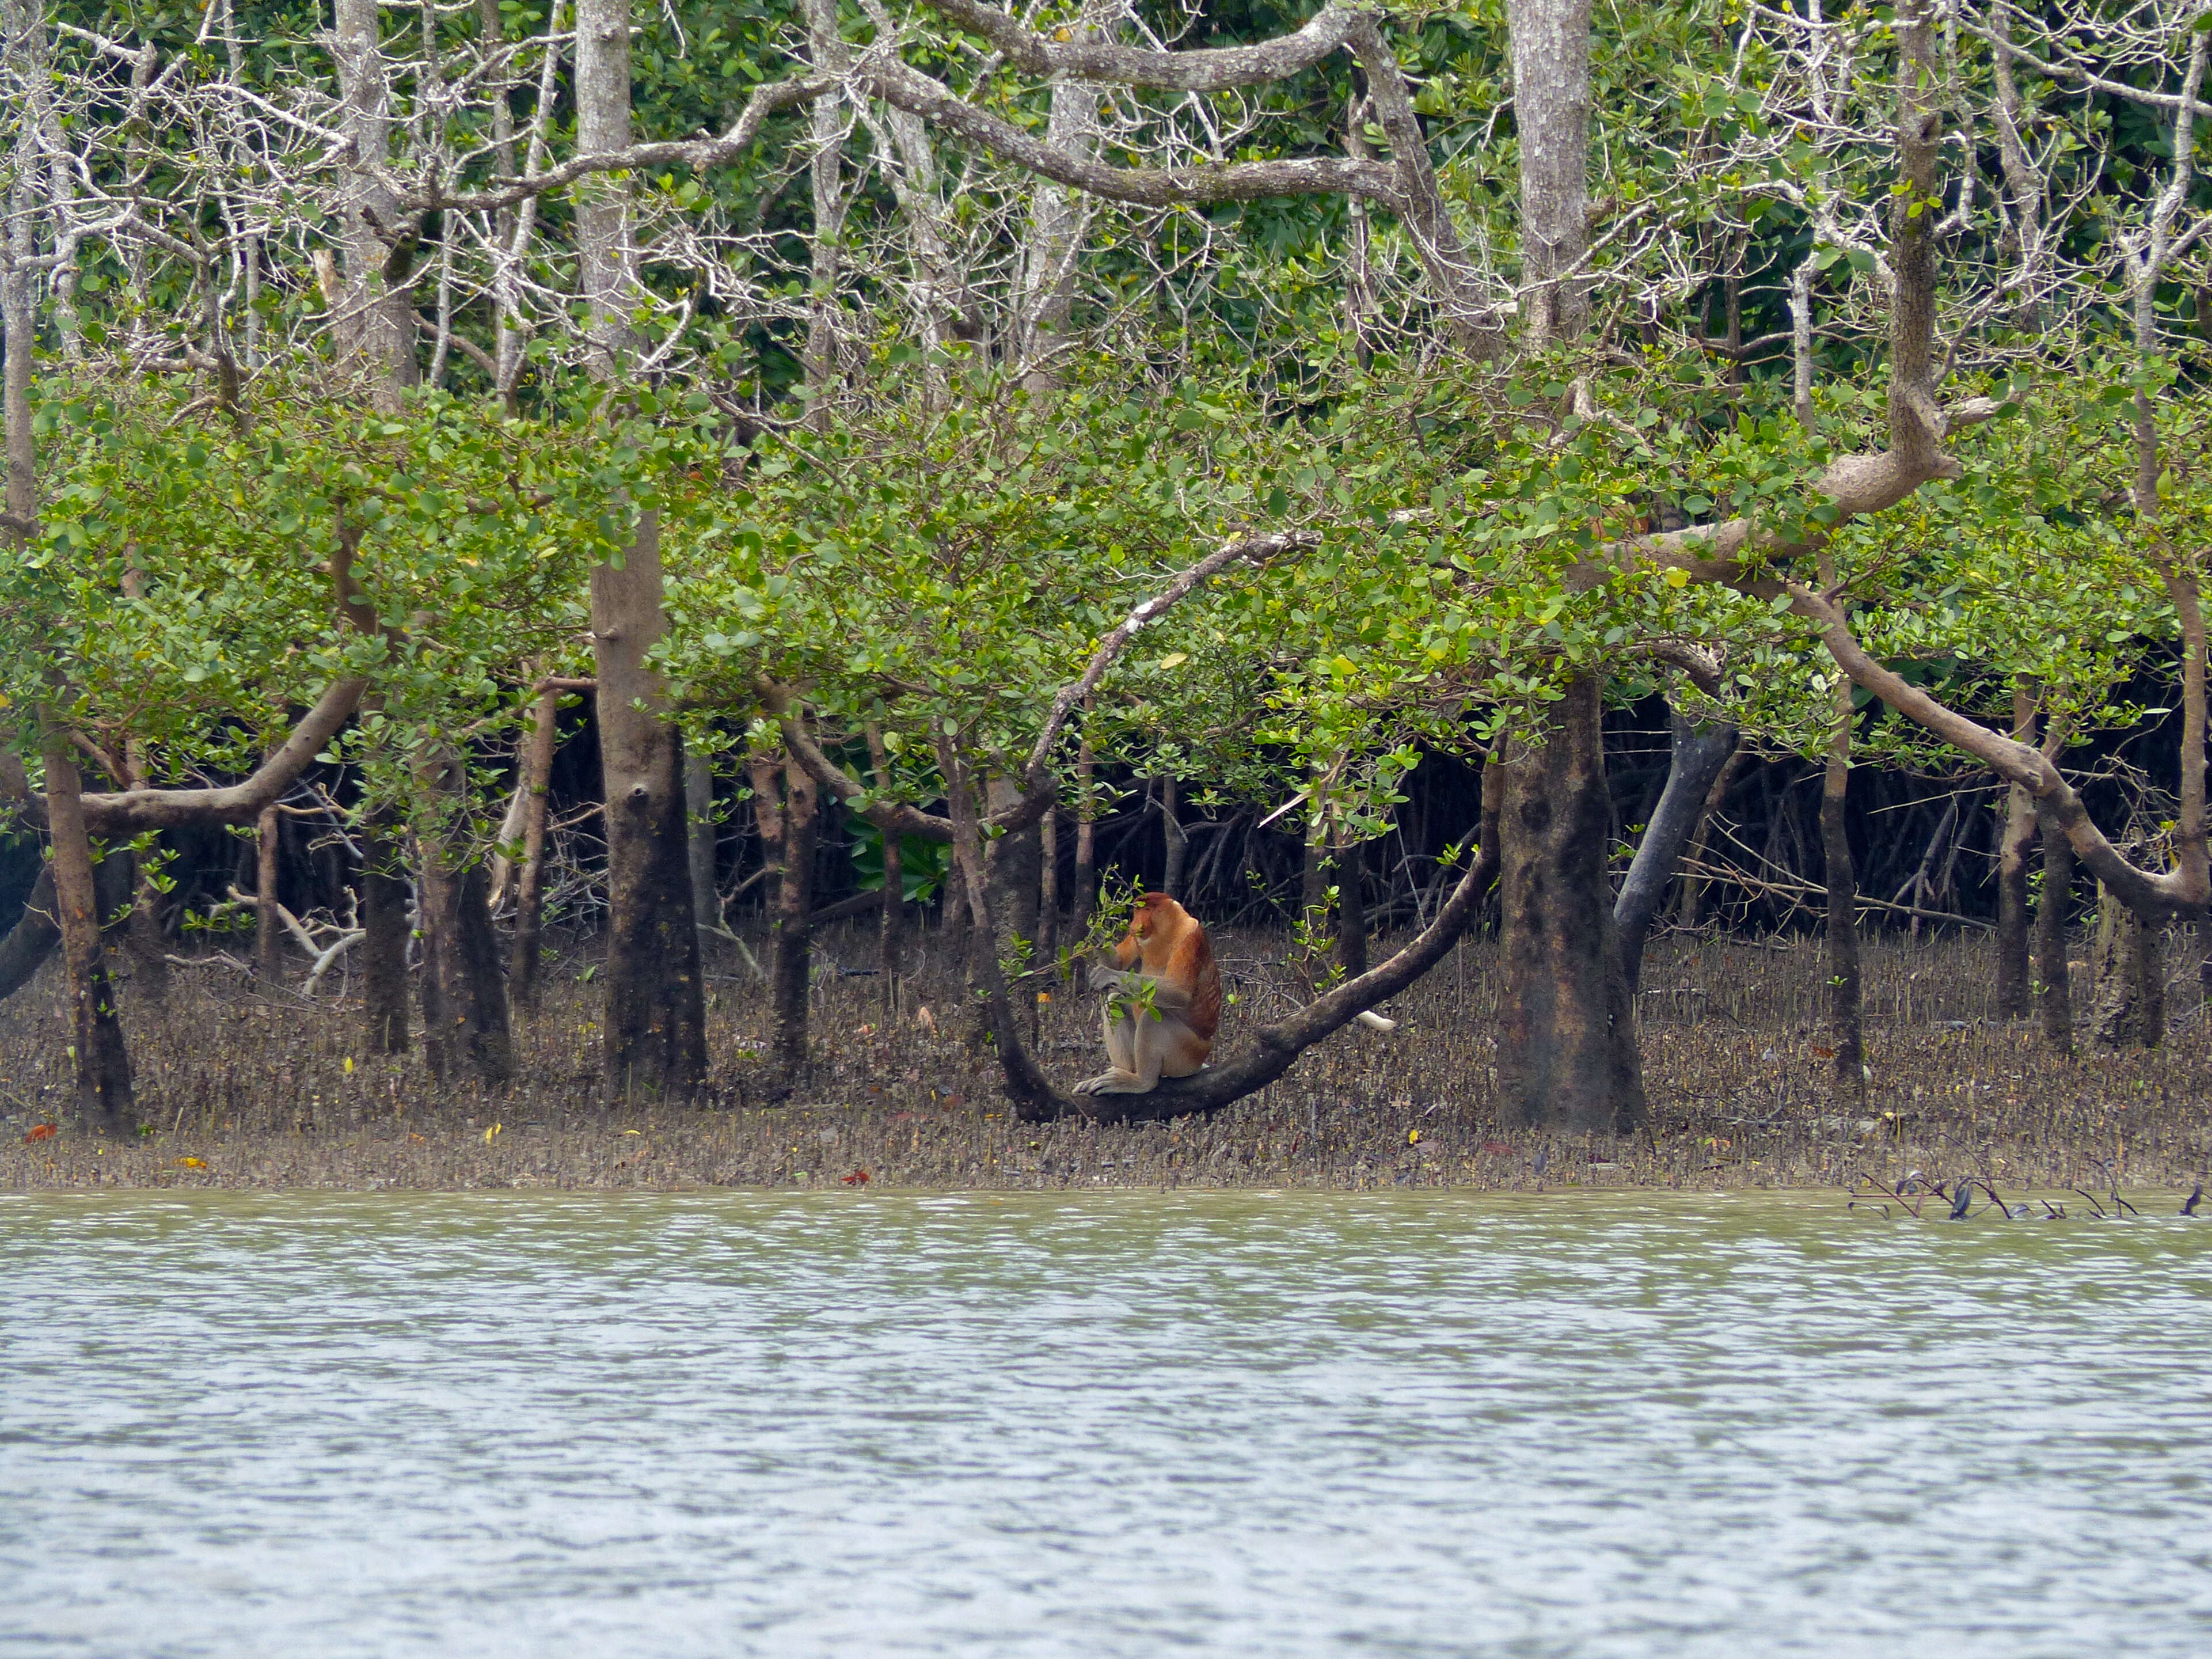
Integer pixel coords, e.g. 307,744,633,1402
343,1056,355,1075
483,1122,502,1144
176,1156,207,1169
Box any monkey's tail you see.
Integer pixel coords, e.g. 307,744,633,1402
1354,1010,1397,1034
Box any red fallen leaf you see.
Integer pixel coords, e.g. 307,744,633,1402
842,1168,871,1186
1480,1140,1515,1157
23,1124,57,1142
1812,1045,1836,1059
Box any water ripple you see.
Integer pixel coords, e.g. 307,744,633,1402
2,1191,2208,1658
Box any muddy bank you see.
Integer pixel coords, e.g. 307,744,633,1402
5,927,2209,1194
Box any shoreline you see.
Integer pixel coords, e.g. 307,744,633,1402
7,929,2209,1198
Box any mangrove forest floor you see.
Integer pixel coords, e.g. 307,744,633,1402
4,926,2209,1196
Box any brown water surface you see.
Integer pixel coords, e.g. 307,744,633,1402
2,1190,2208,1656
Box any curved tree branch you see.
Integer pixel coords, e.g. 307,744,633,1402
989,834,1500,1123
0,677,373,835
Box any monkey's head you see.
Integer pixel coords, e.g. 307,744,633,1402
1130,892,1180,936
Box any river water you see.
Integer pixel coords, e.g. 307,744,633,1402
3,1190,2208,1657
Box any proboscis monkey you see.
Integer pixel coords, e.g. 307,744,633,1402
1074,893,1222,1095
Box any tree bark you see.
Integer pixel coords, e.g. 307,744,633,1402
1070,723,1096,935
255,803,284,987
1614,709,1738,992
863,726,903,982
1994,684,2038,1018
2092,887,2165,1049
508,682,559,1011
1820,676,1865,1104
768,755,818,1087
2035,806,2073,1057
0,855,132,1004
1674,749,1747,929
577,0,707,1098
985,774,1042,948
1036,806,1058,967
358,807,412,1053
418,845,514,1084
1498,675,1644,1133
686,745,719,930
1505,0,1593,343
1159,775,1187,899
332,0,419,407
1335,826,1368,978
41,738,134,1131
415,751,514,1084
1301,809,1329,933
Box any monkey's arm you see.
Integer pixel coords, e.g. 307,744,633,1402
1085,963,1194,1012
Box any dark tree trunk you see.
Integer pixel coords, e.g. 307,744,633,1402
1160,775,1188,899
415,750,514,1084
358,808,412,1054
0,855,134,1005
256,802,284,987
1614,709,1738,992
1674,748,1747,929
576,0,705,1098
1820,696,1865,1104
1995,684,2038,1018
2092,888,2165,1049
591,526,707,1098
1497,675,1645,1133
419,851,514,1084
1336,827,1368,978
509,683,558,1012
768,756,818,1086
2035,810,2073,1057
123,848,169,1006
41,739,134,1132
985,775,1042,950
686,746,719,930
1301,813,1329,935
1070,726,1096,936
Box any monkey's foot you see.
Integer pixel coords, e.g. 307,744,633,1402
1073,1069,1154,1096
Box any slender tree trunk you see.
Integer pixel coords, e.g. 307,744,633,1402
1505,0,1593,343
1995,684,2038,1018
256,803,284,987
359,807,412,1053
577,0,705,1098
40,737,134,1130
1335,826,1368,978
415,753,514,1084
985,775,1042,949
1614,710,1738,991
117,740,170,1005
508,682,559,1010
1821,678,1865,1105
686,745,718,930
1036,806,1058,967
1498,675,1644,1132
1070,720,1096,936
418,848,512,1084
864,727,902,982
1675,749,1747,929
1160,775,1188,899
332,0,417,407
1301,810,1329,934
2035,807,2073,1057
768,755,818,1087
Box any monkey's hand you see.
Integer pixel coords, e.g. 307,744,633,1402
1086,962,1142,994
